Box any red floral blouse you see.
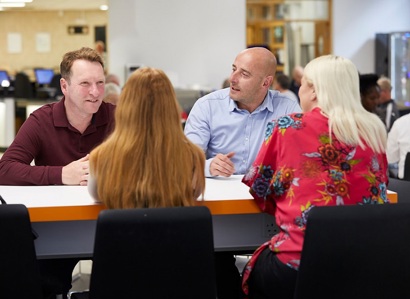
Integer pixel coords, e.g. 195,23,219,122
241,107,389,295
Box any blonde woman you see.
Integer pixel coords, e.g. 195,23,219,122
242,55,388,299
89,67,205,208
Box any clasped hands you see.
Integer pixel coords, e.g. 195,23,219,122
62,155,90,186
209,152,236,177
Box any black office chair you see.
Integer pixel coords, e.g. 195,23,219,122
49,73,63,98
294,204,410,299
0,204,43,299
404,152,410,181
73,206,217,299
388,177,410,203
14,72,34,98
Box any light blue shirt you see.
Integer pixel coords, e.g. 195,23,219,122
184,88,301,176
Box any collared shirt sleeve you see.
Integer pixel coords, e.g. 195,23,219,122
0,112,64,185
185,89,302,177
0,100,115,185
184,97,215,177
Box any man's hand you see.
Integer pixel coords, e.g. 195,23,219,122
210,152,235,177
62,155,90,186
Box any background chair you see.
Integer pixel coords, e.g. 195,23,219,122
0,204,43,299
49,73,63,99
404,152,410,181
14,72,34,98
294,204,410,299
388,177,410,203
86,206,216,299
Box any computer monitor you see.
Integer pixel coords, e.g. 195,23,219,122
0,70,10,88
34,68,54,86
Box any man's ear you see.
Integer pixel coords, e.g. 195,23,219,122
60,78,68,93
264,76,273,87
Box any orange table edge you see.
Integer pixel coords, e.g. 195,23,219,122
28,192,397,222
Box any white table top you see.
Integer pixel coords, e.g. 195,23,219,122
1,175,250,208
0,175,397,222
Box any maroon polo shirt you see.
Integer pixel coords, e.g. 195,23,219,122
0,98,115,185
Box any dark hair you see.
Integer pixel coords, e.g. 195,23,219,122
60,47,104,83
275,73,291,89
359,74,379,96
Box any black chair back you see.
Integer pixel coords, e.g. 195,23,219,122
0,204,43,299
404,152,410,181
294,204,410,299
89,206,217,299
49,73,63,98
14,72,34,98
388,177,410,203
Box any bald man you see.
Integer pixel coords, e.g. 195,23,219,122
184,47,301,299
185,47,301,178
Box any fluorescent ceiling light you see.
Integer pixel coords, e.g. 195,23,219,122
0,3,26,7
100,5,108,11
0,0,32,2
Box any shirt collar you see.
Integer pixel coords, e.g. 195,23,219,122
228,91,274,113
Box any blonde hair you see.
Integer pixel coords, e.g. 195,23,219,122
90,67,205,208
377,76,392,91
304,55,386,153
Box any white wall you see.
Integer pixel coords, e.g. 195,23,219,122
332,0,410,73
108,0,410,88
109,0,245,90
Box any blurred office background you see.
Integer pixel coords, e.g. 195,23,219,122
1,0,410,148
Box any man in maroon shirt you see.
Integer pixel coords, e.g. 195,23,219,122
0,47,115,299
0,47,115,185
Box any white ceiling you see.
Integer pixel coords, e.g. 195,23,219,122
0,0,108,11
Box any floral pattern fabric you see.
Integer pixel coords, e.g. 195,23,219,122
241,107,389,295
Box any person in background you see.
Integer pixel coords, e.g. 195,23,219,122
105,73,120,87
386,113,410,179
94,40,107,73
272,73,298,102
376,76,400,131
359,73,380,113
289,65,304,103
88,67,205,208
103,82,121,105
0,47,115,299
184,47,301,299
242,55,388,299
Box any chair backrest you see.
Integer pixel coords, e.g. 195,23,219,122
404,152,410,181
14,72,34,98
49,73,63,97
0,204,43,299
388,177,410,203
294,204,410,299
89,206,217,299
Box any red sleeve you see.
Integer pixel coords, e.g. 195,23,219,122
242,121,278,214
